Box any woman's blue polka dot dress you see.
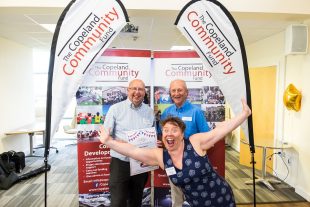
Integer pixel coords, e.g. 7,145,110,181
163,139,236,207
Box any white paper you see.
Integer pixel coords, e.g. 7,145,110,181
126,127,159,176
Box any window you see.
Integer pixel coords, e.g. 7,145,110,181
32,48,76,121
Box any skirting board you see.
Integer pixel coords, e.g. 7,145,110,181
275,171,295,188
274,172,309,201
295,186,310,202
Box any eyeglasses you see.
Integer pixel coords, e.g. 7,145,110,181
129,87,145,92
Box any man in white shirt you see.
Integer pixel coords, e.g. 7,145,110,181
103,79,155,207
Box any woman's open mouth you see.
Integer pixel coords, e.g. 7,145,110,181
166,138,175,147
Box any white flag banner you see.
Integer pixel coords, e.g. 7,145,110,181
46,0,128,152
175,0,253,145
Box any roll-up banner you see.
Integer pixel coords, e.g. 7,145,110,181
175,0,254,148
77,49,152,207
45,0,129,158
153,50,226,207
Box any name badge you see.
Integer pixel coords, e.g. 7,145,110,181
165,167,177,176
182,116,192,121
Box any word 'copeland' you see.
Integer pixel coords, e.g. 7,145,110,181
62,7,119,75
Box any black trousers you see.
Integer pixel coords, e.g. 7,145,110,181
109,157,148,207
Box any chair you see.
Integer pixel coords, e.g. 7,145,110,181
33,131,59,154
33,104,59,154
63,114,78,146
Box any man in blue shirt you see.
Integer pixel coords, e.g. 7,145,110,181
104,79,154,207
159,79,210,207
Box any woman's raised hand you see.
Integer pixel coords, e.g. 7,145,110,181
241,98,252,117
99,125,111,144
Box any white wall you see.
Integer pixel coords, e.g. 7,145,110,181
0,37,35,153
246,25,310,201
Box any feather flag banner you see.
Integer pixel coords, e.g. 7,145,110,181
45,0,128,155
175,0,253,147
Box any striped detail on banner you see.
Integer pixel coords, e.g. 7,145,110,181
102,49,152,57
153,50,200,58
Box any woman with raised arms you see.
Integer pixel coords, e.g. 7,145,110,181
99,99,251,207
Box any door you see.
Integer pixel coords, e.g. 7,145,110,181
239,66,277,173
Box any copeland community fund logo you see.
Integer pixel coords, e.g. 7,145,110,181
87,62,140,82
164,63,212,82
60,7,121,76
183,10,238,75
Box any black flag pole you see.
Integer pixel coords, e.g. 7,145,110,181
241,37,256,207
44,1,76,206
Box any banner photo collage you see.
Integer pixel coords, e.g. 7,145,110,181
76,49,226,207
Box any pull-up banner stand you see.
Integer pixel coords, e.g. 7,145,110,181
44,0,128,206
176,0,256,205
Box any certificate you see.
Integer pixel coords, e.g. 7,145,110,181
126,127,159,176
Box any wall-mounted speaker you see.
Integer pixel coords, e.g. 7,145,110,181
285,24,308,55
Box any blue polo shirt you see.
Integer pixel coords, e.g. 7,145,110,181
159,100,210,139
